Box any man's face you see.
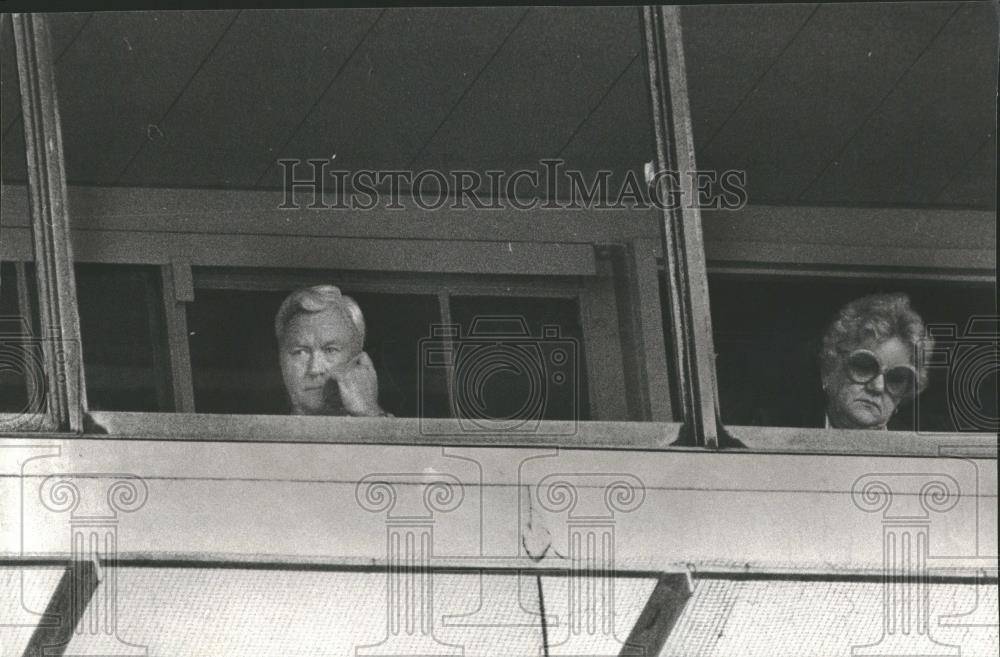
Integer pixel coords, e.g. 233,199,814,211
279,308,362,415
825,336,913,429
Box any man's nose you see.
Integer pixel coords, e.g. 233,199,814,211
306,352,330,376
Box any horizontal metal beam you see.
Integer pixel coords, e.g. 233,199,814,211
80,411,684,449
2,185,994,273
0,226,597,276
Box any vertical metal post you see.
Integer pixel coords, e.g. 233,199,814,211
37,474,150,656
160,259,196,412
14,261,36,336
619,574,693,657
627,237,673,422
436,290,457,417
22,560,101,657
641,6,722,447
12,13,85,432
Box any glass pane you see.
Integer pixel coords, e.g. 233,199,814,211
188,286,444,416
707,276,997,432
449,296,590,423
661,578,997,657
61,568,545,657
75,263,169,412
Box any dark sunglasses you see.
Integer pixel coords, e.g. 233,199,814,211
844,349,917,398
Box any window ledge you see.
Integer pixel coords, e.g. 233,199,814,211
10,413,995,458
0,412,56,433
86,411,685,449
728,424,997,458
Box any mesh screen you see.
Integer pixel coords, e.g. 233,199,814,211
6,567,997,657
60,568,545,657
0,567,65,657
661,578,999,657
540,575,658,656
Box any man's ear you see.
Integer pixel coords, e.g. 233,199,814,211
350,331,365,358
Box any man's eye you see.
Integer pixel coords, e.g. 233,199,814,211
324,346,341,354
291,348,308,357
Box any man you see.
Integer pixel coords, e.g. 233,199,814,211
275,285,388,416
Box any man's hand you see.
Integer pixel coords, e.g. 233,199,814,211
335,351,386,417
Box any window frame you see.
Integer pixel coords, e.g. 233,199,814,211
1,9,996,656
643,4,722,447
189,266,605,422
1,185,681,441
1,10,995,457
1,13,85,433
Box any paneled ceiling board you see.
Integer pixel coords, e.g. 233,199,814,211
0,14,24,183
804,2,998,207
556,57,649,201
118,9,380,188
1,14,22,141
42,13,92,60
680,3,818,148
410,6,640,177
558,56,646,170
699,2,956,205
1,12,92,183
258,7,524,189
935,137,997,209
0,129,27,183
45,11,238,184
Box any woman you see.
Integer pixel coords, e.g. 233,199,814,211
820,293,931,430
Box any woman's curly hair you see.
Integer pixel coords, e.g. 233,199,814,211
820,292,932,397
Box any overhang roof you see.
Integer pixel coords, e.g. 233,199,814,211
1,4,996,209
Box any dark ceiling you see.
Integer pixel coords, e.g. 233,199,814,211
1,3,996,208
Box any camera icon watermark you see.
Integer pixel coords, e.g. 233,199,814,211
351,453,658,656
418,316,580,435
0,315,54,430
918,316,999,433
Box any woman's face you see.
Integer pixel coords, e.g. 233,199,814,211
825,337,914,429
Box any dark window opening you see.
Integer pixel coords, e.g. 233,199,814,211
76,263,170,412
188,288,445,417
449,296,590,423
707,275,997,432
0,262,41,416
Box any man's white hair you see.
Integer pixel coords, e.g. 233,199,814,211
274,284,365,345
